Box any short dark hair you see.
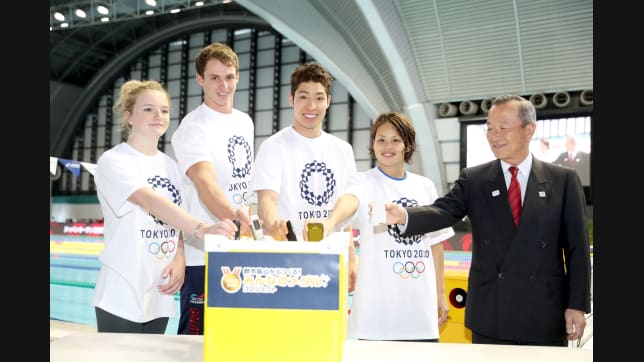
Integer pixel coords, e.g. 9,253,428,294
290,62,333,96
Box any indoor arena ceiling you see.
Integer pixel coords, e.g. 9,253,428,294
51,0,592,192
50,0,253,87
51,0,592,104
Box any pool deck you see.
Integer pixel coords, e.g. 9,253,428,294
50,320,95,342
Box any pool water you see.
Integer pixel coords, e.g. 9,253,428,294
50,252,181,334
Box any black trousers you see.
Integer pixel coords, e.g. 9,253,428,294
95,307,168,334
472,330,568,347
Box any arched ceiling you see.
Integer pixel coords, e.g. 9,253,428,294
50,1,260,87
50,0,593,193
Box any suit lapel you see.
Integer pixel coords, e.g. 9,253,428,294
478,161,517,266
519,159,552,225
481,161,514,227
481,161,516,229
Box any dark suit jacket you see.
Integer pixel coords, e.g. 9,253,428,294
405,158,591,343
552,151,591,186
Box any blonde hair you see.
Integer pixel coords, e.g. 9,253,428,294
113,80,170,139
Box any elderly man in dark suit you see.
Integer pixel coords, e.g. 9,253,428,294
552,134,591,186
383,95,591,346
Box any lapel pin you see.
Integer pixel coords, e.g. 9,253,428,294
492,190,500,197
538,191,546,198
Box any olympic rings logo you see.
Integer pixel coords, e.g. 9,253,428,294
148,240,177,260
233,192,250,206
392,260,426,279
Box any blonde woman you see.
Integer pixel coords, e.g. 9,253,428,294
93,80,237,333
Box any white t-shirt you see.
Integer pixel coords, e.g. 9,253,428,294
93,143,185,323
171,104,254,265
250,126,357,240
345,167,455,340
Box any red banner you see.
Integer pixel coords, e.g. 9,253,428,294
50,221,104,237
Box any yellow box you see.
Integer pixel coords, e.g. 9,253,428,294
440,251,472,343
204,233,350,362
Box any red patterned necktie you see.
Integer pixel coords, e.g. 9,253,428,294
508,166,522,227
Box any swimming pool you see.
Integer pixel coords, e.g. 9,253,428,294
50,236,180,334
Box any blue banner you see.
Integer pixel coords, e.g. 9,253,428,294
58,158,82,177
207,252,340,310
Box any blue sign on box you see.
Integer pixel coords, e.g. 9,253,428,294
207,252,340,310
